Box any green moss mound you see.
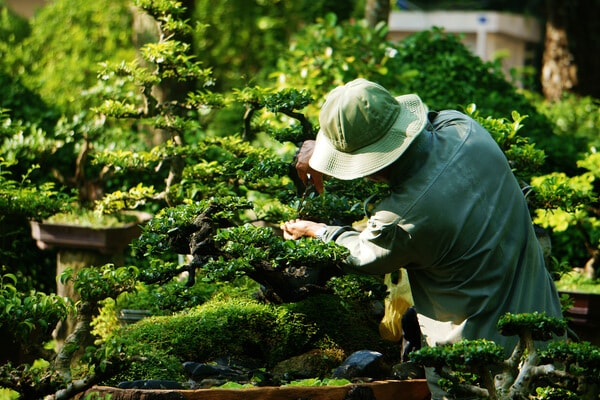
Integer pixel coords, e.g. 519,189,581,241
103,297,318,383
102,293,398,384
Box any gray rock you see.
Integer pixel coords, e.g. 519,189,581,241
332,350,391,380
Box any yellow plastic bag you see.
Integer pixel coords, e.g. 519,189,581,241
378,268,414,342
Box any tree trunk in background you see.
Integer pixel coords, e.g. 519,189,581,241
541,0,575,101
541,0,600,101
365,0,390,29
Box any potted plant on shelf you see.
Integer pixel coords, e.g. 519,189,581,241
30,209,152,255
553,270,600,344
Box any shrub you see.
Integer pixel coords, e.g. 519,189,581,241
5,0,135,116
532,93,600,175
193,0,360,91
0,273,72,364
103,297,318,382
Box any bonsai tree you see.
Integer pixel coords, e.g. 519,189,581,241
0,0,138,203
410,312,600,399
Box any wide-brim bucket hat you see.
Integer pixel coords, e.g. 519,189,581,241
309,78,428,180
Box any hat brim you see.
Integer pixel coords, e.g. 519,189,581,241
309,94,428,180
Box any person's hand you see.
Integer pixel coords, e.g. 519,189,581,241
294,140,325,194
281,219,326,240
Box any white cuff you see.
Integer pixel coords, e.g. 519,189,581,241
315,225,327,240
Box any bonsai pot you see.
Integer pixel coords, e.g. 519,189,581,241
79,379,431,400
30,211,153,254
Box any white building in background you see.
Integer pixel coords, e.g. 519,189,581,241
387,11,542,80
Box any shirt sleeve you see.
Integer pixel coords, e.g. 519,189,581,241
321,210,412,275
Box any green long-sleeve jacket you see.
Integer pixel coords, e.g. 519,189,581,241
319,110,563,353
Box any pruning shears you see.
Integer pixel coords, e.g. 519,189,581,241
296,174,317,218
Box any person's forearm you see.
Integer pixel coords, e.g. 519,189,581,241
323,225,408,275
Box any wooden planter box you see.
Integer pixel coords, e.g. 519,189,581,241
30,212,152,254
560,291,600,345
80,380,430,400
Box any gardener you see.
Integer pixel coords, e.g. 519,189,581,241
281,78,564,399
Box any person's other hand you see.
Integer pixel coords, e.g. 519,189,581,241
295,140,325,194
281,219,326,240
